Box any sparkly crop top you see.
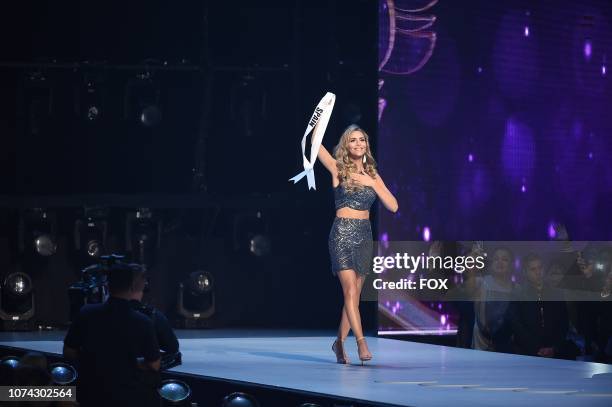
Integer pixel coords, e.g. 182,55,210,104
334,184,377,210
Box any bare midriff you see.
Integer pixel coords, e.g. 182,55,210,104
335,207,370,219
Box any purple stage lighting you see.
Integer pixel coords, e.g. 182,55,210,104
493,11,539,100
423,226,431,242
548,223,556,239
584,40,592,60
380,232,389,250
502,118,536,185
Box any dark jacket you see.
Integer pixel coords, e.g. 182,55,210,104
511,284,572,358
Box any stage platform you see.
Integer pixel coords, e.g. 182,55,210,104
1,330,612,407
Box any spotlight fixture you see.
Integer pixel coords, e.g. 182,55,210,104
34,234,57,256
1,356,20,369
233,210,271,257
222,392,260,407
125,208,162,267
158,379,192,406
5,273,31,295
0,272,35,328
18,208,57,257
141,104,162,127
124,69,162,128
176,270,215,328
49,362,78,385
75,72,107,123
74,207,108,262
249,234,271,257
87,106,99,121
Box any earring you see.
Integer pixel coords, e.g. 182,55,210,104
363,155,367,164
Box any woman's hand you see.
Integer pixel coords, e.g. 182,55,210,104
349,170,376,187
367,172,399,213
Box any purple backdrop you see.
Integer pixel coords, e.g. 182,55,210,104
378,0,612,242
377,0,612,335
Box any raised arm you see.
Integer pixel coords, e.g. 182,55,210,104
317,144,338,177
372,173,399,213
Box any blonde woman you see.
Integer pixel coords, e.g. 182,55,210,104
317,124,398,364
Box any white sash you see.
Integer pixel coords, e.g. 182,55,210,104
289,92,336,190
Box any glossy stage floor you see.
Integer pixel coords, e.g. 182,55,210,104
1,329,612,407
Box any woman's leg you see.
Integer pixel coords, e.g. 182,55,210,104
337,270,371,361
338,274,366,340
353,275,371,360
337,269,363,338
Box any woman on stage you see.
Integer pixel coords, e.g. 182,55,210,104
316,124,398,364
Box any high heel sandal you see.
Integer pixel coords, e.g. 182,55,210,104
356,337,372,365
332,338,350,364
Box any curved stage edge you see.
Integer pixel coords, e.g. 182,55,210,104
2,329,612,407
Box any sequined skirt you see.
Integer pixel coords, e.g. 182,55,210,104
328,217,373,276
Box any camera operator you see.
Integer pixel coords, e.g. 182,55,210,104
63,262,161,407
128,266,180,366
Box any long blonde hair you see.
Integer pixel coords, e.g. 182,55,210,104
333,124,377,192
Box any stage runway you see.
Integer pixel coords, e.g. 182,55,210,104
2,330,612,407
